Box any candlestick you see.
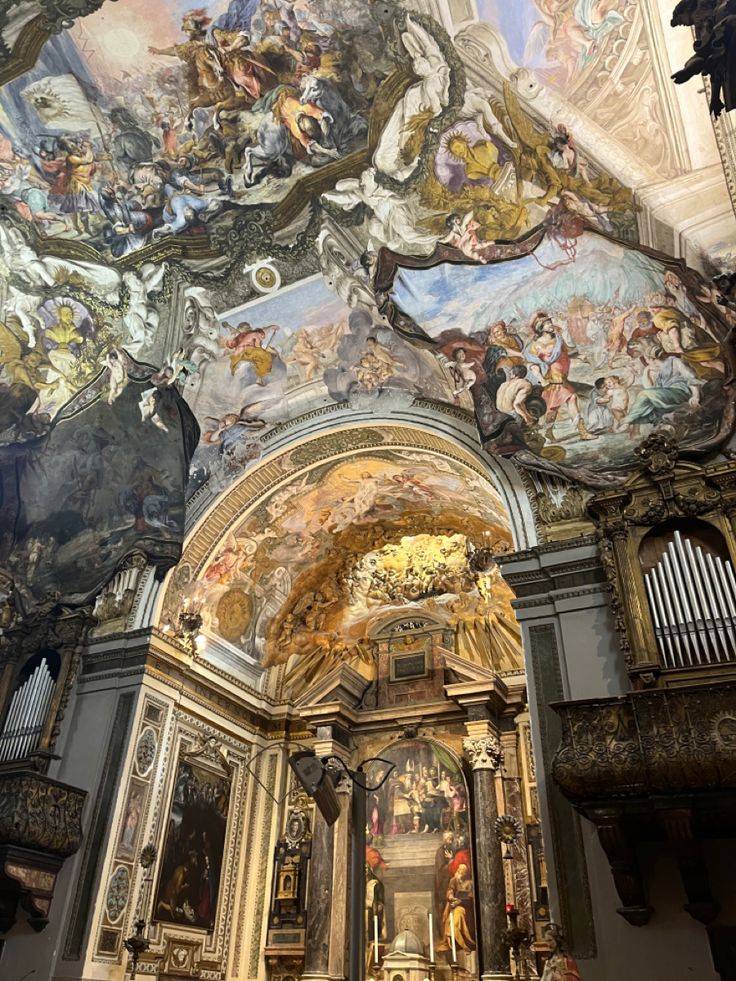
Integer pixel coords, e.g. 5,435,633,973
449,908,457,962
374,913,379,964
428,911,434,962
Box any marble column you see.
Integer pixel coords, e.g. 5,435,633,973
303,809,335,981
500,729,533,932
464,731,512,981
327,773,353,981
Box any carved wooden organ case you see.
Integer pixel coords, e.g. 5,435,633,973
588,434,736,689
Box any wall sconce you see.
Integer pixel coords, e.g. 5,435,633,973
165,597,205,656
466,531,499,575
123,843,157,979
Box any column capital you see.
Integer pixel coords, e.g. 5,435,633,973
463,734,503,771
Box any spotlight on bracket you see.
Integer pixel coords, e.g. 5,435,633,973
288,751,341,826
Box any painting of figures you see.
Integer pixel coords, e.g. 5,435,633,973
5,366,195,604
0,0,398,256
365,739,477,974
153,757,231,932
182,276,447,493
168,448,509,656
479,0,626,87
385,230,734,483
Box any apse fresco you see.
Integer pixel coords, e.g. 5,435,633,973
164,448,513,662
183,276,448,494
365,738,477,975
0,0,401,257
381,229,735,485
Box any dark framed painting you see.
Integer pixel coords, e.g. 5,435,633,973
153,756,232,932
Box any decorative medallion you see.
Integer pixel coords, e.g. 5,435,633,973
106,866,131,924
135,727,158,777
215,588,254,644
495,814,523,849
713,713,736,751
285,808,309,846
250,262,282,294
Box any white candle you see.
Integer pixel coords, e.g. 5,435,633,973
374,913,379,964
428,912,434,962
449,908,457,962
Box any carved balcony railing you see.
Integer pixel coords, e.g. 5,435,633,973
0,759,86,933
552,683,736,927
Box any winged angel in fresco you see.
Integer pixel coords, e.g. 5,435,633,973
525,0,624,83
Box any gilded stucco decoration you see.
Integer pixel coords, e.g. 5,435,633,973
160,431,522,691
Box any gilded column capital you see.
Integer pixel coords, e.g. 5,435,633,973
463,734,503,771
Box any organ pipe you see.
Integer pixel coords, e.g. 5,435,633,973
0,657,55,762
644,532,736,669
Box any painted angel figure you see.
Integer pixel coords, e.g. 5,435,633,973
324,168,440,257
373,16,451,180
441,212,488,263
105,349,128,404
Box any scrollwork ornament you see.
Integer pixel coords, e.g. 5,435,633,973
634,432,679,476
596,532,632,663
463,734,503,771
39,0,112,35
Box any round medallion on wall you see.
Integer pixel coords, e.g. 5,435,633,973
250,262,281,294
215,588,253,644
135,727,157,777
713,713,736,750
106,866,130,924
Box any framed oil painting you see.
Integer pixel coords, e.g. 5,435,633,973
365,738,477,974
153,756,231,932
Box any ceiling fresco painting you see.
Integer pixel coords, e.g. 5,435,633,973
162,446,516,688
376,228,736,486
476,0,681,178
181,275,454,496
0,0,734,632
0,0,415,263
0,362,198,607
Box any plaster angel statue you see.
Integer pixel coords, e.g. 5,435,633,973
324,168,439,257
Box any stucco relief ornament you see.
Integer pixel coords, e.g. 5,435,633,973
135,728,157,777
105,866,130,924
463,734,503,771
633,433,679,476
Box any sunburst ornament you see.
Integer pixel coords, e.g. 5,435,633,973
495,814,522,859
442,130,471,162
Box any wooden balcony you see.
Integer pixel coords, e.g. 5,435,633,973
551,682,736,926
0,771,86,932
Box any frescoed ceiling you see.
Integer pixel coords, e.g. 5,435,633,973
0,0,735,621
160,437,519,690
0,0,413,266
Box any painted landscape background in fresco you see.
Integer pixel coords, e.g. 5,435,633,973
390,232,731,476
